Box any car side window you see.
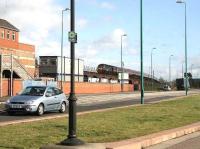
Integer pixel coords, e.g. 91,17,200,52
53,88,63,95
46,88,55,97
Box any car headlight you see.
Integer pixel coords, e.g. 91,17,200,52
6,99,11,104
25,100,35,105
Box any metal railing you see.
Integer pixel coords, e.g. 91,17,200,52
1,54,33,80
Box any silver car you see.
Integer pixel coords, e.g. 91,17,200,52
5,86,67,116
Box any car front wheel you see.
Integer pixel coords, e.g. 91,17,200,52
37,104,44,116
59,102,66,113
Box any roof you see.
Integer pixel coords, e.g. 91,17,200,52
0,19,19,32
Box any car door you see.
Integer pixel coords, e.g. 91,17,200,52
48,87,61,110
44,87,56,111
52,87,63,110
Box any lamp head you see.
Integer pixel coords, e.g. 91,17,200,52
176,0,184,3
64,8,70,11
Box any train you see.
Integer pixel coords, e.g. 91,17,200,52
97,64,152,79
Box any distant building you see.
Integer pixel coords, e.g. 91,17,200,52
0,18,35,79
39,56,84,82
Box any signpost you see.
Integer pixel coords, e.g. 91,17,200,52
68,31,77,43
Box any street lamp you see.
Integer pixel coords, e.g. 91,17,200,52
61,8,70,90
182,61,184,78
140,0,144,104
151,48,156,91
191,64,194,75
60,0,84,146
176,0,188,95
120,34,127,92
169,55,174,87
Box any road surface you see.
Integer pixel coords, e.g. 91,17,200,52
0,90,199,123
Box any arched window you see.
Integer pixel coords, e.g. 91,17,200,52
7,31,10,39
1,30,4,39
12,32,15,41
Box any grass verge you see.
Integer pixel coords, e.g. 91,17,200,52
1,95,200,149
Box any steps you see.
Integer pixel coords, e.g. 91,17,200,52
1,54,33,80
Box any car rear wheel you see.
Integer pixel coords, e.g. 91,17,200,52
59,102,66,113
37,104,44,116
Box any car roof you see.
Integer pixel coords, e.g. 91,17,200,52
26,86,47,88
26,86,58,88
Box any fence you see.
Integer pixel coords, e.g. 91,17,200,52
0,79,134,97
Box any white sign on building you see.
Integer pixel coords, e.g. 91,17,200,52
118,73,129,80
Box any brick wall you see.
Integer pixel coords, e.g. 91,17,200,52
0,27,35,77
2,79,9,96
61,82,134,94
0,79,134,97
1,79,23,97
18,43,35,52
0,28,19,49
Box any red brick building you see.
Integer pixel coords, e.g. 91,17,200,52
0,18,35,78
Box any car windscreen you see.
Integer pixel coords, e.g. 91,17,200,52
20,87,46,96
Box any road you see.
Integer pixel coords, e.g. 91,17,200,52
0,90,199,123
146,131,200,149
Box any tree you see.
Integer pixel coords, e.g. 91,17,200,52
184,72,192,79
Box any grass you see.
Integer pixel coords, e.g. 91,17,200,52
0,95,200,149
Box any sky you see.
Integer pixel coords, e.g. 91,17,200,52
0,0,199,80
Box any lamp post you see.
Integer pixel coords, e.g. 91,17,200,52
191,64,194,75
169,55,173,87
61,8,70,90
151,48,156,91
60,0,84,146
176,0,188,96
182,61,184,78
140,0,144,104
120,34,127,92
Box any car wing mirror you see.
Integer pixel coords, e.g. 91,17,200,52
45,93,52,97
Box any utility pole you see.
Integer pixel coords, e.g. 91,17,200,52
140,0,144,104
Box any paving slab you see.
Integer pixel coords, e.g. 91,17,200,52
106,121,200,149
145,131,200,149
40,143,105,149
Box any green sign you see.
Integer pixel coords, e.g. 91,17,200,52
68,31,77,43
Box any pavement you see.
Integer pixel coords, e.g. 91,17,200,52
40,143,106,149
145,131,200,149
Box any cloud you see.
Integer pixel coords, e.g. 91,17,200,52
75,28,140,69
0,0,88,57
75,29,125,64
92,28,128,50
100,2,116,10
0,0,63,55
0,0,128,68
